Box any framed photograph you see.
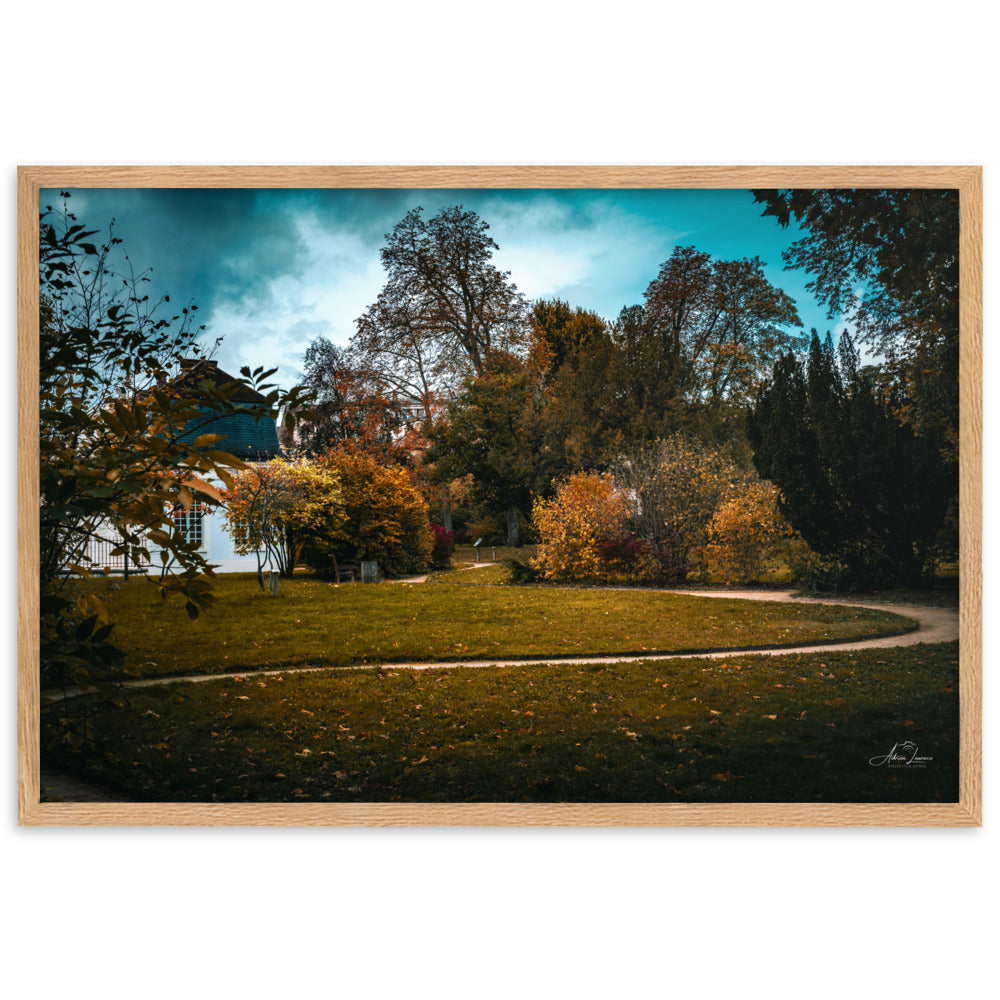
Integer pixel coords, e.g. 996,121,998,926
17,165,982,826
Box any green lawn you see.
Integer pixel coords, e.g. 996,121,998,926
42,642,958,803
425,563,509,585
85,574,917,680
451,544,537,564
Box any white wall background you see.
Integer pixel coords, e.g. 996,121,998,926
4,4,995,998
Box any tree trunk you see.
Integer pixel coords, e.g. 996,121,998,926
440,482,453,543
506,505,521,548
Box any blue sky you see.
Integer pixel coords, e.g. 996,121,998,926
43,187,848,389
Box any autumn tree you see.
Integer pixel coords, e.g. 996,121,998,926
531,299,697,462
530,252,803,460
613,435,739,581
424,353,552,547
751,188,959,460
351,205,528,533
528,299,610,386
289,336,418,461
643,245,805,416
604,303,693,448
354,205,529,399
747,331,954,588
528,299,624,468
223,459,344,584
315,449,432,577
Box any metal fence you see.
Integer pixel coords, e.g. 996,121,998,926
78,504,204,575
82,533,132,574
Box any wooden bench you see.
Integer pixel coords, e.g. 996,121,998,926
336,564,358,583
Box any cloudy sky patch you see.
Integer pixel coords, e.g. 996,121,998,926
45,186,842,388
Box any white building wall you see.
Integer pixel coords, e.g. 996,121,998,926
198,504,261,574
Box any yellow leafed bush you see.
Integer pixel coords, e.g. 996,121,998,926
706,481,787,584
532,473,628,581
614,435,736,581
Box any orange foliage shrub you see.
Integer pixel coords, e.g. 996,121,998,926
318,449,432,577
706,481,787,584
532,473,628,581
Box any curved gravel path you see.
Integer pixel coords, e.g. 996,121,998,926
81,587,957,694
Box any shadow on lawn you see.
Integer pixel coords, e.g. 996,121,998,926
41,643,959,805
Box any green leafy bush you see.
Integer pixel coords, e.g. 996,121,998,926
464,514,505,546
789,548,858,593
504,556,539,584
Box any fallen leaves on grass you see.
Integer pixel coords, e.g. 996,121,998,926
43,643,959,805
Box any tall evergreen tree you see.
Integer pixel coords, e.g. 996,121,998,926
747,331,954,588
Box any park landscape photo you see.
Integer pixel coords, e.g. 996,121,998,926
26,171,972,816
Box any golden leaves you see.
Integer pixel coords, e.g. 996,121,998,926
706,480,788,585
532,472,626,582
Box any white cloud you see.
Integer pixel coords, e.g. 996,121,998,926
204,206,389,388
486,194,684,317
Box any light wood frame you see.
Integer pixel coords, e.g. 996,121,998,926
17,165,982,827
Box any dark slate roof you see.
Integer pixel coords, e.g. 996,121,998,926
197,409,282,461
175,358,269,405
175,360,282,461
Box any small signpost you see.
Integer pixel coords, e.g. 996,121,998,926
360,560,379,583
472,537,483,561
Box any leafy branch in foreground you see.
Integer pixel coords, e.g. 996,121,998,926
752,187,959,462
38,194,313,721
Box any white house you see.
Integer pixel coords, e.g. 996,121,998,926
84,359,283,576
